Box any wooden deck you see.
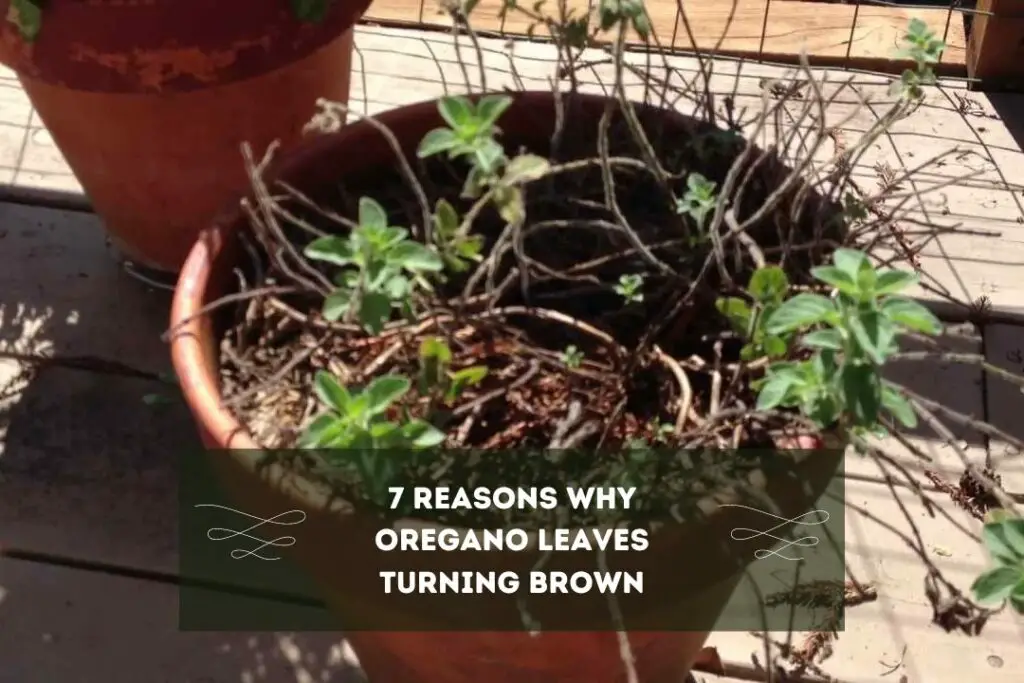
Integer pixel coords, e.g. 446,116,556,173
363,0,969,74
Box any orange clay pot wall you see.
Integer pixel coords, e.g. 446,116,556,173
346,629,718,683
0,0,370,272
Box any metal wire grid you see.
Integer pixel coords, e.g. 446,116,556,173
724,0,976,79
360,0,987,85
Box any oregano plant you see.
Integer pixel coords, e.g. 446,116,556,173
297,370,444,507
675,173,719,232
724,248,942,433
299,371,446,450
304,196,444,333
417,94,550,223
417,337,489,407
561,345,584,369
614,273,645,303
891,18,946,100
971,509,1024,613
298,340,485,500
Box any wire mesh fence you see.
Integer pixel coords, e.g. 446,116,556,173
360,0,985,84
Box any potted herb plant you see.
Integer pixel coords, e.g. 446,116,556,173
169,5,968,682
0,0,369,275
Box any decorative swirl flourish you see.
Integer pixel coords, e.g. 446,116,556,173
193,503,307,560
720,503,830,561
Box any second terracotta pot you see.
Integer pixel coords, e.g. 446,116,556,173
0,0,370,273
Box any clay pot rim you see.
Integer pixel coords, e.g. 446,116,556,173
0,0,372,93
169,90,838,531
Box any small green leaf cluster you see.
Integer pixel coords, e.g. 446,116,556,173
418,95,512,183
299,371,446,451
675,173,718,232
614,273,645,303
893,18,946,99
715,265,790,361
726,249,940,432
561,345,585,369
597,0,651,39
972,509,1024,613
304,197,443,334
417,337,488,406
417,95,551,224
298,339,491,500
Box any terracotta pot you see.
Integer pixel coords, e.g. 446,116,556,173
169,91,845,683
0,0,371,273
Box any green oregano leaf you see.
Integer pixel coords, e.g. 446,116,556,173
971,565,1024,606
764,294,836,334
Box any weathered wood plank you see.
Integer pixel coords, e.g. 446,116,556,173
967,0,1024,91
363,0,968,74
